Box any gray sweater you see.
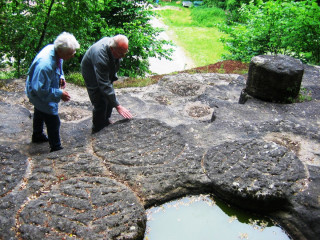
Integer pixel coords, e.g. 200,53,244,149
81,37,120,107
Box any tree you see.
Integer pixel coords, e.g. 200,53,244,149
220,0,320,64
0,0,172,77
97,0,173,77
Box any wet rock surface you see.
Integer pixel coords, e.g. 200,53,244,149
0,63,319,239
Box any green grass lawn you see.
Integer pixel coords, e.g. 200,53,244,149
155,4,229,67
170,26,227,67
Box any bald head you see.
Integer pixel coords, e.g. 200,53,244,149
109,35,128,50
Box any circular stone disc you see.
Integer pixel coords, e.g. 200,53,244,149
0,145,28,196
203,139,307,210
93,119,185,167
18,177,146,240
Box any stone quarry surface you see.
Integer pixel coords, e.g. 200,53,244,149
0,64,319,240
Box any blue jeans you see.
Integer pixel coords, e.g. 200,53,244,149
33,108,61,150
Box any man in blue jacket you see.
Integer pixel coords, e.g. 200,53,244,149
26,32,80,152
81,34,132,134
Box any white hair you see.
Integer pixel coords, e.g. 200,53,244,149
54,32,80,52
109,34,129,48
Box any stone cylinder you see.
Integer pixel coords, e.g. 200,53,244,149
245,55,304,103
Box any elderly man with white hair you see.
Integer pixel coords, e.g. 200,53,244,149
26,32,80,152
81,34,133,134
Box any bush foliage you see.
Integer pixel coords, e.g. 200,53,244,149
2,0,319,79
0,0,173,77
219,0,320,64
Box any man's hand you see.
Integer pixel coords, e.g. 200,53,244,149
116,105,133,119
60,78,66,89
61,90,71,102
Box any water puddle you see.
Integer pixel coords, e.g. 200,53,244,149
144,195,291,240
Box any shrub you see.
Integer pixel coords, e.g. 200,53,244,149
66,72,85,87
220,0,320,64
0,0,173,78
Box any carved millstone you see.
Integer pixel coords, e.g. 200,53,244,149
244,55,304,103
203,139,307,212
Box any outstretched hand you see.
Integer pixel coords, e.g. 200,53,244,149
116,105,133,119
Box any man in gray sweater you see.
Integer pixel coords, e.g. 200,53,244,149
81,35,132,133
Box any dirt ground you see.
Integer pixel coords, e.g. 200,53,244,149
150,60,249,82
185,60,249,74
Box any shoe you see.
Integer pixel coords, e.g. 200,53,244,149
92,127,102,134
91,125,105,134
50,146,63,152
32,133,49,143
91,120,113,134
106,119,114,126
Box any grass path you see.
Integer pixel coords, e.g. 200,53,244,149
154,5,229,67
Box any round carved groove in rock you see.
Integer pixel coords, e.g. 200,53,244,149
0,145,28,196
18,177,146,240
59,106,91,122
169,82,201,96
245,55,304,103
203,140,307,211
155,95,170,105
187,105,211,118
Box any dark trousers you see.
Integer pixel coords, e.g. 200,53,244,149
88,90,113,132
33,108,61,149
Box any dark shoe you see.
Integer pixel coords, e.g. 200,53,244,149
92,127,101,134
92,125,105,134
91,120,114,134
50,146,63,152
32,133,49,143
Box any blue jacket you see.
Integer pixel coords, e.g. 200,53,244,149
25,44,64,115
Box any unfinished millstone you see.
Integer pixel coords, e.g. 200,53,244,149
159,74,205,97
243,55,304,103
203,139,307,212
93,118,210,207
18,177,146,240
0,102,32,152
0,145,28,196
185,101,213,120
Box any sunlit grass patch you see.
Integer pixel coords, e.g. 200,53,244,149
113,77,159,89
156,8,193,27
171,26,228,67
156,4,229,67
66,72,160,89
